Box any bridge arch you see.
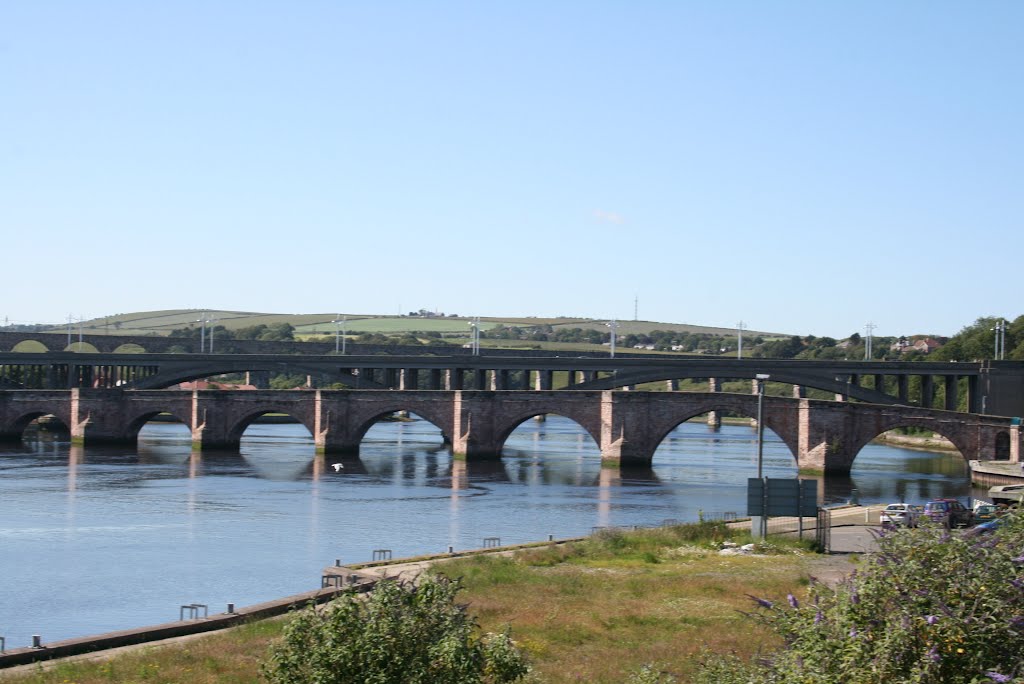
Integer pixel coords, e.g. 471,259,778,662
112,343,147,354
494,411,601,458
124,409,192,441
847,417,971,468
644,401,799,467
65,342,100,353
226,407,316,444
347,404,452,447
12,340,48,353
4,410,72,441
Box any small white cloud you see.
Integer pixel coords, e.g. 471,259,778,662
592,209,625,225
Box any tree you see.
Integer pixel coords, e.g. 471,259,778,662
694,515,1024,683
263,574,529,684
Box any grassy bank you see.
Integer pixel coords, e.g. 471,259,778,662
1,525,832,683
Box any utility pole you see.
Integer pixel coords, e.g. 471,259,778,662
737,321,747,359
864,322,876,361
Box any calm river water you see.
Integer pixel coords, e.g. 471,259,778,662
0,416,976,647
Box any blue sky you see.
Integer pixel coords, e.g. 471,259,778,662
2,2,1020,338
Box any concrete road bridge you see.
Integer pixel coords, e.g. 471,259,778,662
0,388,1019,473
1,351,1023,417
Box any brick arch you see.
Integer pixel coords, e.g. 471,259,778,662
347,403,452,445
124,410,191,439
5,409,73,438
641,399,800,466
493,410,601,455
847,416,971,467
226,406,316,443
11,340,48,353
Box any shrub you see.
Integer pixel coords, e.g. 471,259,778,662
262,574,529,684
694,516,1024,683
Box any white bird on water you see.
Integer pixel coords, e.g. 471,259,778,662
332,463,344,472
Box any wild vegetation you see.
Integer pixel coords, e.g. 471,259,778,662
692,516,1024,684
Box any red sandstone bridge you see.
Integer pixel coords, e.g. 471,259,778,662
0,388,1018,474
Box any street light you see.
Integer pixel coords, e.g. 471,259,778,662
753,373,770,539
606,319,619,358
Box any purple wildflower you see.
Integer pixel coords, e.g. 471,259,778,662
814,610,824,625
746,594,773,609
1010,578,1024,590
788,593,799,609
985,672,1011,683
1012,554,1024,564
926,615,939,625
928,646,941,663
849,626,858,638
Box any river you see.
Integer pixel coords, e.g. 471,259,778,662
0,415,976,647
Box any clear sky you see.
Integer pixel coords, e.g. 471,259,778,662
2,2,1020,338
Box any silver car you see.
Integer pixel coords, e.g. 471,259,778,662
880,503,919,528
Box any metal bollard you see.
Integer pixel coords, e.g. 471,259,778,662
32,635,42,649
335,559,342,567
548,534,554,541
227,603,235,614
448,545,454,554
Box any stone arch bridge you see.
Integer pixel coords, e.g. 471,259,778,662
0,389,1018,474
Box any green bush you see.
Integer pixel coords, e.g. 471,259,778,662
262,574,528,684
694,516,1024,683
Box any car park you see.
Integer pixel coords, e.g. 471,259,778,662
923,498,973,528
880,503,919,528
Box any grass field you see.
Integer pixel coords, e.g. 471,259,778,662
0,525,827,683
41,310,787,340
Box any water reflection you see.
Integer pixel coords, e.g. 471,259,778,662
0,415,974,648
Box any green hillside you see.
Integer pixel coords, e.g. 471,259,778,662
51,310,784,339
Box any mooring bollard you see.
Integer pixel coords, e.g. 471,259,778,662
32,635,42,649
227,603,235,614
0,635,5,652
448,545,454,554
548,534,554,541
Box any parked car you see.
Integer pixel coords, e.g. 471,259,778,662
968,514,1011,536
880,503,919,528
973,504,1001,523
923,499,973,528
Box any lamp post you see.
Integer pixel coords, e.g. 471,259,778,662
606,319,619,358
753,373,770,539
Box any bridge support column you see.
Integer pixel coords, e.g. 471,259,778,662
921,375,935,408
69,388,137,445
428,369,442,390
797,399,855,474
312,391,365,455
445,369,463,390
535,370,553,391
666,379,679,391
400,369,419,390
898,375,909,404
599,391,658,466
792,385,806,399
451,391,503,460
707,378,721,429
945,375,959,411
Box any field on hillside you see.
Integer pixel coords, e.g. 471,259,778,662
44,310,787,339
